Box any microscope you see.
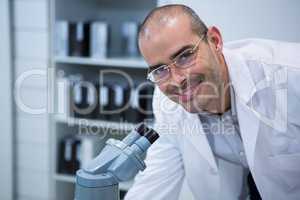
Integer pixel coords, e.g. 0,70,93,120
74,123,159,200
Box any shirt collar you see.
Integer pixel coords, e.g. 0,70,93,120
229,81,237,117
198,79,236,118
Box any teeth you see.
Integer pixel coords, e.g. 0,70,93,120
182,87,193,96
179,76,203,96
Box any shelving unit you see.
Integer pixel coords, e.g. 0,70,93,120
49,0,158,199
55,56,148,69
55,115,137,132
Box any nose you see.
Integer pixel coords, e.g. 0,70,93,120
169,64,186,85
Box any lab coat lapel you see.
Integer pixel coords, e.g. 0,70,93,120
183,113,218,171
182,47,262,171
223,48,260,168
235,100,260,168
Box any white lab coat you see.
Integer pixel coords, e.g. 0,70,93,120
125,39,300,200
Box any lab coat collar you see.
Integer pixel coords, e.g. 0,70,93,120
223,48,257,104
184,112,219,171
223,48,260,168
183,48,259,172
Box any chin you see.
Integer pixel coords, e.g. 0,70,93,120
180,97,210,113
184,108,199,113
168,96,205,113
181,103,202,113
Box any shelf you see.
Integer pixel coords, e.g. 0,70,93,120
51,0,158,199
55,115,137,131
55,56,148,69
54,174,134,191
54,174,75,183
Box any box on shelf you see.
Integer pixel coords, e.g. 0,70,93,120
90,22,109,59
58,74,155,123
121,21,139,57
57,134,108,175
54,21,69,57
55,20,143,59
69,22,91,57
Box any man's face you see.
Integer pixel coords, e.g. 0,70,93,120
139,15,225,113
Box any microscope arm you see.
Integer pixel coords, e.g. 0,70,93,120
75,123,159,200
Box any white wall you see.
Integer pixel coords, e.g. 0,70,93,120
0,0,14,199
163,0,300,42
12,0,51,199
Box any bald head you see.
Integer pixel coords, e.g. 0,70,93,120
139,4,208,41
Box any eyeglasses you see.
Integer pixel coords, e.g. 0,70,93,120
147,33,206,83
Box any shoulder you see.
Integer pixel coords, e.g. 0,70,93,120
224,39,300,126
224,38,300,68
152,86,186,123
151,87,187,146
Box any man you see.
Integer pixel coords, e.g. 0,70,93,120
125,4,300,200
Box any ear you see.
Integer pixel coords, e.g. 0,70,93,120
206,26,223,52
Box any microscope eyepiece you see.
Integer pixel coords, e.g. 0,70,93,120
143,129,159,144
135,123,159,144
135,123,149,135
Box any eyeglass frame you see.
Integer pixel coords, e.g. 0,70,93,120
146,32,207,84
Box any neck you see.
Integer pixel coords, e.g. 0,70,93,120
208,53,231,114
205,88,230,114
220,53,231,113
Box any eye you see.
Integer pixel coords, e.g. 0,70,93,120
153,65,169,79
176,49,194,65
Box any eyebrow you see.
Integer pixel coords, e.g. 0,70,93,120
170,44,194,60
148,44,194,73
